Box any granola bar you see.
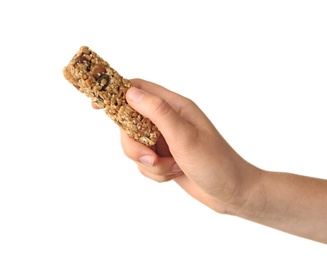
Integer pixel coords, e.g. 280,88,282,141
63,46,160,146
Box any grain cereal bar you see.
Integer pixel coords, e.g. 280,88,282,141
63,46,161,146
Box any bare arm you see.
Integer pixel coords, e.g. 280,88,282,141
234,170,327,243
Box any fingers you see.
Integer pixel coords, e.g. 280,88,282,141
129,79,184,106
91,101,100,109
126,86,194,147
120,129,183,182
137,158,184,183
91,78,199,182
129,79,202,122
120,128,157,165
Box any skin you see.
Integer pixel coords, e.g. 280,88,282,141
92,78,327,244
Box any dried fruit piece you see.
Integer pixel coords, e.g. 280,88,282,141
97,74,110,91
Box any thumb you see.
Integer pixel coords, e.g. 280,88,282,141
126,87,190,145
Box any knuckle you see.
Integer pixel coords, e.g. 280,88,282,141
152,97,172,119
138,164,174,183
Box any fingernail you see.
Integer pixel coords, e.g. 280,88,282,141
171,163,181,173
139,155,155,166
128,87,145,102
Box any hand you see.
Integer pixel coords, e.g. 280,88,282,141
115,79,261,214
92,78,327,243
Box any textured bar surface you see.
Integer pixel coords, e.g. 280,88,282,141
63,46,160,146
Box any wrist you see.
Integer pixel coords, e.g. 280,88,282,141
224,163,265,218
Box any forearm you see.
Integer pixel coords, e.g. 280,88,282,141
229,169,327,244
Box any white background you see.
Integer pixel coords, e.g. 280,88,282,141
0,0,326,259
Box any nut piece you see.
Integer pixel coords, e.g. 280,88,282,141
63,46,161,146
